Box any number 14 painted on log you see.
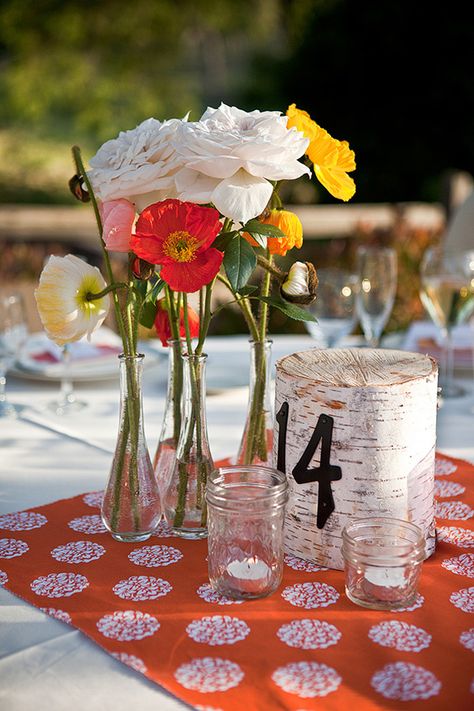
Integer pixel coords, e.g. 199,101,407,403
276,402,342,529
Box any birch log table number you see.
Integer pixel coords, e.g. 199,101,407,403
274,348,438,570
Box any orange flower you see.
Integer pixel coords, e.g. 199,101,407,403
154,298,200,347
286,103,356,202
244,209,303,257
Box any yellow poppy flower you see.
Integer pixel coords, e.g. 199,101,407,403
35,254,110,345
286,104,356,202
244,209,303,257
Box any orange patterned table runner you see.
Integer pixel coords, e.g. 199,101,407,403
1,452,473,710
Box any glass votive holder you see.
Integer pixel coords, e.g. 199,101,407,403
342,517,425,610
206,465,289,600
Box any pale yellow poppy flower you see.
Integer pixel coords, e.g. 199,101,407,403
35,254,110,345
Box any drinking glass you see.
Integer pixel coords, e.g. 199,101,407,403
0,292,29,417
420,246,474,398
305,268,358,347
47,343,86,415
356,246,398,347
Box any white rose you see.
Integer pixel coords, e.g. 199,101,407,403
88,118,185,211
173,103,310,224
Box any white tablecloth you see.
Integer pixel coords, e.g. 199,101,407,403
1,335,473,711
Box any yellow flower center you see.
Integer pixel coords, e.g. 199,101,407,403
163,230,199,263
76,274,105,317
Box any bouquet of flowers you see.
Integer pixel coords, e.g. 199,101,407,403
34,102,355,539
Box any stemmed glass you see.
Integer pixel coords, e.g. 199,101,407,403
0,293,29,418
420,246,474,398
47,343,86,415
356,246,398,347
305,268,358,347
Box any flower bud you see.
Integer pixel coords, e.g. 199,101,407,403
68,174,90,202
132,257,155,280
281,261,318,305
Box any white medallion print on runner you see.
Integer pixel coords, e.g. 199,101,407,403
435,501,473,521
459,628,474,652
186,616,250,645
450,587,474,613
437,526,474,548
196,583,244,605
97,611,160,641
51,541,106,564
68,515,107,534
434,480,466,498
389,593,425,613
281,582,339,609
371,662,441,701
112,652,147,674
153,519,175,538
40,608,72,624
284,555,329,572
174,657,244,692
112,576,172,601
277,619,341,650
368,621,431,652
0,511,47,530
0,570,8,585
31,572,89,597
0,538,29,559
128,545,183,567
434,458,457,476
82,491,104,508
272,661,341,698
441,553,474,578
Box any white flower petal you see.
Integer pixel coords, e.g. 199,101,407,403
211,170,273,224
174,168,220,204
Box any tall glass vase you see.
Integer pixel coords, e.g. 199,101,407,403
153,339,183,498
163,352,214,539
236,339,273,466
101,354,161,542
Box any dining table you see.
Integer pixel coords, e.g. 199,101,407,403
1,332,473,711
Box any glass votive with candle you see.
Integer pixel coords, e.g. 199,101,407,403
342,517,425,610
206,465,289,600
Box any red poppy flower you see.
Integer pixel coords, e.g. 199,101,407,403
154,298,200,347
131,199,223,293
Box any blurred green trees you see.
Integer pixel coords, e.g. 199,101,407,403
0,0,472,203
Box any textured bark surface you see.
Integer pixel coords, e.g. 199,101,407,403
274,348,438,570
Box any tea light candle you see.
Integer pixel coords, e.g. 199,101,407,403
225,556,272,596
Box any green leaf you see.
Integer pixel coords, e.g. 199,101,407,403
237,284,258,296
223,236,257,291
148,278,165,302
243,219,285,239
212,230,238,251
258,296,316,322
139,299,159,329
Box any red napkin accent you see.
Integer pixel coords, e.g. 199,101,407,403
1,453,473,710
31,344,122,364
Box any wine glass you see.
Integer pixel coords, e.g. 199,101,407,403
420,246,474,398
356,246,398,347
305,268,358,347
47,343,87,415
0,292,29,418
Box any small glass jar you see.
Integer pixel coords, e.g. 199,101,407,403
342,517,425,610
206,465,288,600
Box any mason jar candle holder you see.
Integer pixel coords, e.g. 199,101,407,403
206,465,289,600
342,517,426,610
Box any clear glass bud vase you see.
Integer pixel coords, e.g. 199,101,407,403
153,339,183,498
163,352,214,539
101,354,161,542
236,339,273,466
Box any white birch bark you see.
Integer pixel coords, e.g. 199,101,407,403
274,348,438,570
